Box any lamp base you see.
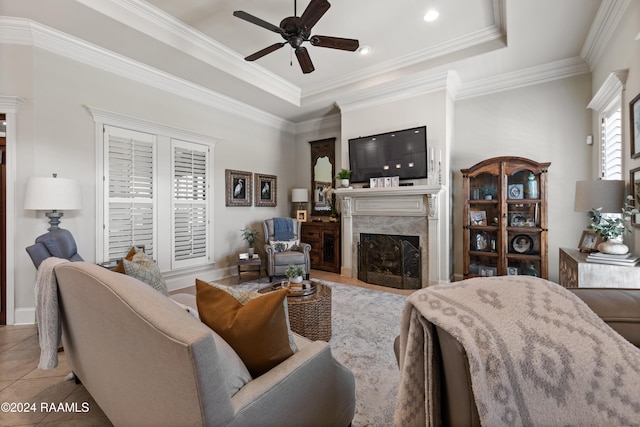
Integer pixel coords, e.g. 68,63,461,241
45,210,63,231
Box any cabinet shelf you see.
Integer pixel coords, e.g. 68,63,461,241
462,156,550,279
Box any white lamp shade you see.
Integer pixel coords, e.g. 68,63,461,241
24,176,82,210
291,188,309,203
574,180,624,213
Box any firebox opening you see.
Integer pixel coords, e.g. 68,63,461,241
358,233,421,289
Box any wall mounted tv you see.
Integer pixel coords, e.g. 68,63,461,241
348,126,428,183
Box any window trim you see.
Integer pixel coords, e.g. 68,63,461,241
587,70,628,180
87,106,218,269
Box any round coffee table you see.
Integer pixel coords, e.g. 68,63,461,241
259,280,332,342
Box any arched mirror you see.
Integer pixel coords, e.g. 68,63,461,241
309,137,336,217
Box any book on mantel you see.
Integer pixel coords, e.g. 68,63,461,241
586,252,640,266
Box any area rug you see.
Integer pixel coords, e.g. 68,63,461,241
231,278,407,427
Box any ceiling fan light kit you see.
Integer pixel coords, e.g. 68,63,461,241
233,0,359,74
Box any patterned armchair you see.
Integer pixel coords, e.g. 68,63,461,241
263,218,311,281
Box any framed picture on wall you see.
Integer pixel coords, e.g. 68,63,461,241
630,167,640,227
225,169,252,206
631,92,640,158
254,173,277,207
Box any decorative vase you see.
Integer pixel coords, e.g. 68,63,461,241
290,276,303,284
248,247,255,257
336,178,349,188
526,172,538,199
598,238,629,255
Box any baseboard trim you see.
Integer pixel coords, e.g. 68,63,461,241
13,307,36,325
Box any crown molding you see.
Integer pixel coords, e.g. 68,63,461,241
587,69,628,111
0,17,296,134
294,114,341,135
335,70,460,114
304,0,506,100
74,0,301,105
580,0,632,68
0,96,25,112
457,57,591,100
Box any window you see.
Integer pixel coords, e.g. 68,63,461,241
600,103,622,180
587,70,627,181
172,140,209,268
90,107,216,273
104,126,156,260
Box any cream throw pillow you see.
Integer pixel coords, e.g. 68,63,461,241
123,251,169,296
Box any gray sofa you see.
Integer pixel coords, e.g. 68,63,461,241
54,262,355,426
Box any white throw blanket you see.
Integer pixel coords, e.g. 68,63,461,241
394,276,640,426
35,257,69,370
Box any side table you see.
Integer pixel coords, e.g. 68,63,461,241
237,255,263,279
559,247,640,288
259,281,332,342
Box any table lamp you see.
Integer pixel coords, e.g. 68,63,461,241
292,188,309,221
24,173,82,231
574,179,624,214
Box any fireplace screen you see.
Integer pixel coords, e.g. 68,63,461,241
358,233,421,289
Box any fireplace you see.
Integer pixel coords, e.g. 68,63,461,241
358,233,421,289
335,184,447,286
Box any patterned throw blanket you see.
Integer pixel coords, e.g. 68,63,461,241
394,276,640,426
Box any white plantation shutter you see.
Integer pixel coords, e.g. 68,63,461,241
172,140,209,268
104,126,156,261
601,107,622,180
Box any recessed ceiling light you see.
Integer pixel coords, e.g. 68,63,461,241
358,45,371,55
424,9,439,22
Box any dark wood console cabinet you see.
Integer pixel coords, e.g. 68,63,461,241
301,221,341,273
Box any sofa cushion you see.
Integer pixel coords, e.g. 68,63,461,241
123,251,169,296
195,279,295,377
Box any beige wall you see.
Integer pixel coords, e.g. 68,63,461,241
3,46,296,320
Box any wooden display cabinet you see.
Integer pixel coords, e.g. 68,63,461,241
301,221,341,273
461,156,551,279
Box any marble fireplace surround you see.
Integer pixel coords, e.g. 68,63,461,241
335,185,445,287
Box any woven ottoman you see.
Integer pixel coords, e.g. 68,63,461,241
259,281,332,341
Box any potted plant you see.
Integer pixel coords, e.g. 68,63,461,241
587,195,639,254
285,264,305,284
240,227,259,257
335,169,351,188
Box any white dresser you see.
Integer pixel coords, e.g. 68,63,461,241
559,247,640,288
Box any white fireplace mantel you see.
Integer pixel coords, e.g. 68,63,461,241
335,184,447,286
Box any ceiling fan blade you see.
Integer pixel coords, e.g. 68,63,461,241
298,0,331,31
233,11,283,34
295,47,315,74
310,35,359,51
245,43,286,61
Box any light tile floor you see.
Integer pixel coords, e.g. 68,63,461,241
0,270,413,426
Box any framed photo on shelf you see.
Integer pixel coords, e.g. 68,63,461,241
507,183,524,199
254,173,277,207
631,92,640,159
511,234,533,254
578,230,600,252
631,167,640,228
469,210,487,226
509,212,527,227
225,169,252,207
507,266,519,276
296,210,307,222
479,266,497,277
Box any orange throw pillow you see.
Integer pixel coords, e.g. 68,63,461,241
113,246,138,274
195,279,294,377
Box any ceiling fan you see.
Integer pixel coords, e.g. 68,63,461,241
233,0,359,74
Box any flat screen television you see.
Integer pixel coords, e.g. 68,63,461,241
348,126,428,183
